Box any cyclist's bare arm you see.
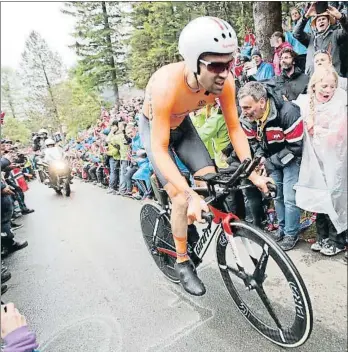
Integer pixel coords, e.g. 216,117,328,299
219,75,262,184
220,75,253,163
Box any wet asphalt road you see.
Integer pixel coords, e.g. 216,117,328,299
2,180,347,352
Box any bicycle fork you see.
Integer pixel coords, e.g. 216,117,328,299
222,229,267,290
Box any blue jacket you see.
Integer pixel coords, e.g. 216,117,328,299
255,61,275,81
131,133,153,181
285,31,308,56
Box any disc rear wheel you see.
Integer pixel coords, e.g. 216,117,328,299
140,203,179,283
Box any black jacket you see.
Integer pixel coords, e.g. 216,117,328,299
269,67,309,101
240,86,303,174
293,14,348,76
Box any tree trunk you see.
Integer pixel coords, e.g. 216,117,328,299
7,94,17,119
39,56,64,139
3,77,17,119
253,2,282,62
102,1,119,105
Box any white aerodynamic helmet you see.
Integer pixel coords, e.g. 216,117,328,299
179,16,238,73
38,128,48,135
45,138,55,146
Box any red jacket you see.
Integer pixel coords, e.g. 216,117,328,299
244,33,256,46
273,41,292,76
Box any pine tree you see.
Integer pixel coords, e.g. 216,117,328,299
20,31,65,135
1,67,23,119
62,1,128,104
127,2,256,89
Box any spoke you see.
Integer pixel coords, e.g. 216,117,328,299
255,285,283,330
226,265,249,283
157,237,176,250
241,237,258,267
252,244,270,284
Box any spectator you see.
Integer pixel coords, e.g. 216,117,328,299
1,302,39,352
233,54,249,79
112,121,131,195
271,47,309,101
293,66,347,256
244,27,256,47
270,31,293,75
284,6,312,72
313,50,347,90
238,82,303,251
245,49,275,81
293,4,348,76
106,124,121,194
193,103,230,168
125,123,153,199
1,181,28,258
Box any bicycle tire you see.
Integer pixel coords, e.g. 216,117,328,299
216,220,313,348
64,180,71,197
140,203,179,283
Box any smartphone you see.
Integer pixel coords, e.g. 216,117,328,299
315,1,328,14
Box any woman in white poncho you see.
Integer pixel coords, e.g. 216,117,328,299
293,66,347,256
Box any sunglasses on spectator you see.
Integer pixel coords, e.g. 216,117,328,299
199,59,234,74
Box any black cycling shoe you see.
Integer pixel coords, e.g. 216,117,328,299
1,284,8,295
175,260,206,296
1,270,11,284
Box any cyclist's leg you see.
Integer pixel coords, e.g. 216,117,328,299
138,114,189,260
173,116,216,183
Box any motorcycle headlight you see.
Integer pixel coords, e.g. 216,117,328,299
52,161,68,173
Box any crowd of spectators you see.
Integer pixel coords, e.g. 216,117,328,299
1,140,35,296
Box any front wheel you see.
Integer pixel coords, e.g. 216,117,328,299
216,221,313,348
64,179,71,197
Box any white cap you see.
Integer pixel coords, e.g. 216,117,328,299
179,16,238,73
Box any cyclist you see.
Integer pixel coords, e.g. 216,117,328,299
140,16,273,296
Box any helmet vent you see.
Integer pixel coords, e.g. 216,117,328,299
222,33,226,39
214,38,219,42
229,32,232,38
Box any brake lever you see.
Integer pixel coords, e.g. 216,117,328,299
225,158,251,185
245,156,261,176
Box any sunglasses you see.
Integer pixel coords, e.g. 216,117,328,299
199,59,234,74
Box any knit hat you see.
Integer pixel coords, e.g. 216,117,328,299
251,49,262,58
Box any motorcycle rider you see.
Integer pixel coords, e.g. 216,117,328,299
43,138,66,187
32,129,49,152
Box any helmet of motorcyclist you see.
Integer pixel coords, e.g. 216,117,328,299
38,128,49,136
178,16,238,74
45,138,55,147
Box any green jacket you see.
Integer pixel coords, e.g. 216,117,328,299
106,144,120,160
195,110,230,168
111,133,128,160
191,110,214,157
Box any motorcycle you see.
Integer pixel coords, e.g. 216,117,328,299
36,159,71,197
